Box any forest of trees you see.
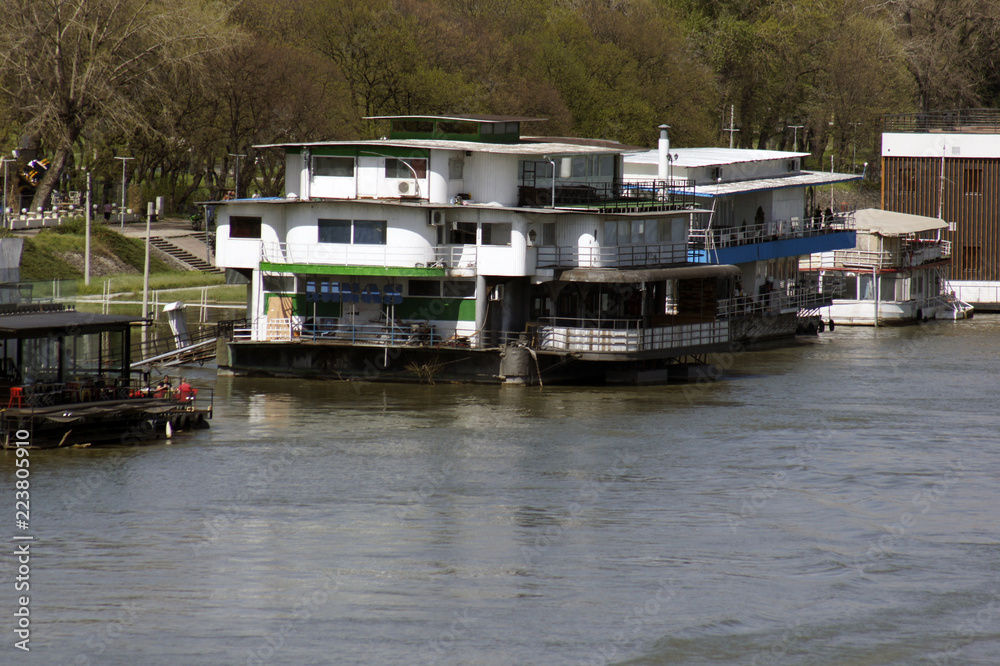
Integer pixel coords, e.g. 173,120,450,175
1,0,999,214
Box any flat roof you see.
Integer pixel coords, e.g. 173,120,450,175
254,138,622,157
0,310,141,338
693,171,861,197
626,147,809,168
364,114,546,124
559,264,742,283
854,209,948,235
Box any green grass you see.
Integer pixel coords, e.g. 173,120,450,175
78,271,227,295
17,217,174,281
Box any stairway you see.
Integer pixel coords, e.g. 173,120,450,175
150,236,222,274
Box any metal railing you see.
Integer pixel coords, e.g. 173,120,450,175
884,109,1000,134
532,318,728,353
801,239,951,271
537,241,688,268
261,242,477,270
689,212,855,252
519,178,697,212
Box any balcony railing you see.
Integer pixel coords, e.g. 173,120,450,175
689,212,855,252
532,317,728,354
519,178,697,212
801,238,951,271
884,109,1000,134
261,242,477,270
537,241,687,268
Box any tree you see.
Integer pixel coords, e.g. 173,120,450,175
0,0,238,210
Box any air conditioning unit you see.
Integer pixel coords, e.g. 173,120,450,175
398,181,411,195
489,284,504,301
428,209,446,226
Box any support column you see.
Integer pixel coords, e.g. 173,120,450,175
475,274,487,347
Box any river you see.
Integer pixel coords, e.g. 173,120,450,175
3,315,999,664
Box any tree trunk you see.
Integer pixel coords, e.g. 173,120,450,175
29,143,72,212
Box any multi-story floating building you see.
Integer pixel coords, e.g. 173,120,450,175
623,128,859,340
882,109,1000,310
213,115,744,385
800,208,972,325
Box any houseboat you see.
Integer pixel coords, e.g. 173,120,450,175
800,208,973,325
0,302,212,448
623,127,860,342
213,114,744,385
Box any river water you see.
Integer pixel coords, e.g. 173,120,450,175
4,316,1000,665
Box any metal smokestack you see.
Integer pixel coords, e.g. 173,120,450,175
658,125,670,180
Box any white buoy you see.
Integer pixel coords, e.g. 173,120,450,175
165,421,173,439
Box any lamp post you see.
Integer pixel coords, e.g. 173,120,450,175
114,156,133,231
85,171,92,285
0,156,11,230
229,153,246,199
787,125,805,152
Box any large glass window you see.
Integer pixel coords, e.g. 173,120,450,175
318,219,351,244
230,216,261,239
313,156,355,177
354,220,387,245
409,280,440,296
443,281,475,298
385,158,428,179
482,223,511,245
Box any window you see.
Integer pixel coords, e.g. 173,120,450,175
230,216,261,239
449,158,464,180
541,224,556,246
353,220,386,245
409,280,440,297
438,121,478,135
318,219,351,244
397,120,434,134
318,219,386,245
482,223,511,245
385,158,427,179
449,222,477,245
964,168,982,195
443,281,475,298
313,156,354,178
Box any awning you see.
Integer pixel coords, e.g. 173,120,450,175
0,310,142,339
854,209,948,236
558,264,742,283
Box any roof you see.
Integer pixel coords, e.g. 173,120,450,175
559,264,742,283
694,171,861,197
364,114,546,124
254,138,618,157
854,209,948,236
0,310,142,338
626,147,809,168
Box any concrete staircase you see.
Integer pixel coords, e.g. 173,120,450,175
150,236,222,274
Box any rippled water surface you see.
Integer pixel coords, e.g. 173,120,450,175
4,316,1000,664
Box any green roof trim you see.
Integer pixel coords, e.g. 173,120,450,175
260,262,446,277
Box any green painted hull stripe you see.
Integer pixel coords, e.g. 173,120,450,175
260,262,446,277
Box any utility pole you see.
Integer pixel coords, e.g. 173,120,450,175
229,153,246,199
724,105,740,149
85,171,92,285
0,157,11,230
114,156,133,231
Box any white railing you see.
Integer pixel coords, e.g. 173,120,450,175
260,242,477,269
690,213,855,251
802,239,951,271
537,242,687,268
534,319,728,353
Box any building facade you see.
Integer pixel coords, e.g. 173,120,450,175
882,109,1000,309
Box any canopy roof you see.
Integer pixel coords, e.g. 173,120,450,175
559,264,742,283
854,209,948,236
0,309,140,339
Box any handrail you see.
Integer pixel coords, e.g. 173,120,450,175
689,212,855,251
260,242,477,269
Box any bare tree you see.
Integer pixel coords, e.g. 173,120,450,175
0,0,238,210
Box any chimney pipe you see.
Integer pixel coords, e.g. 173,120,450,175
657,125,670,180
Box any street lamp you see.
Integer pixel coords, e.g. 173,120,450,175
229,153,246,199
787,125,805,152
114,156,134,231
0,156,12,230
